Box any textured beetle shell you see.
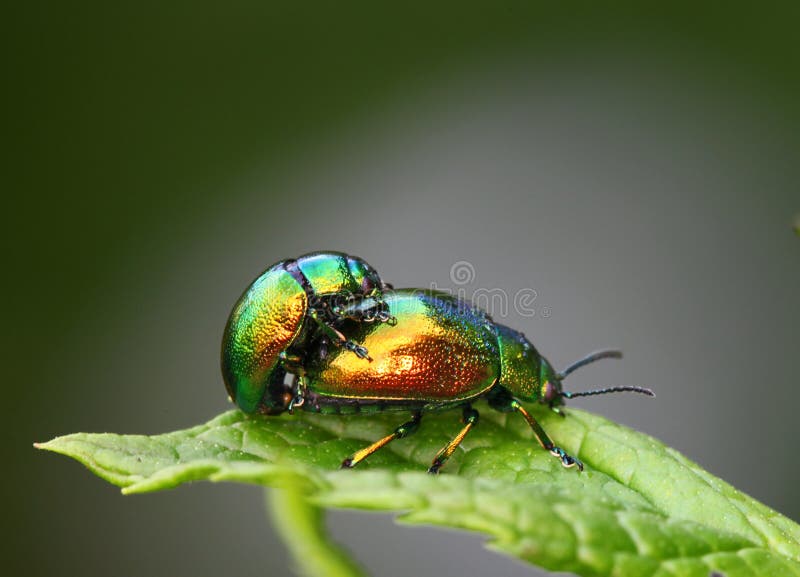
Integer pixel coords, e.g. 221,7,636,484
305,290,501,402
221,252,386,413
221,266,307,413
297,253,358,295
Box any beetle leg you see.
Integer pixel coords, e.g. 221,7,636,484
367,290,398,326
341,411,422,469
375,309,398,326
331,295,397,326
279,351,304,373
308,309,371,360
341,339,371,360
287,376,307,414
428,405,479,474
509,399,583,471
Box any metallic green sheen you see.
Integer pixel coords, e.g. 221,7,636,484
221,252,386,414
495,324,543,401
222,267,306,413
298,253,356,295
297,251,382,297
494,325,560,403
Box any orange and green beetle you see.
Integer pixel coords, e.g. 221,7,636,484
226,286,653,474
221,252,392,414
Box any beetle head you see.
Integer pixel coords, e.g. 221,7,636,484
347,256,386,294
539,357,565,407
253,368,293,415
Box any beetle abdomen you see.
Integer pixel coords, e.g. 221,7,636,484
306,290,500,402
221,264,307,412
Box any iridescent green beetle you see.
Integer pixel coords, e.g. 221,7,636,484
221,252,392,414
253,288,654,473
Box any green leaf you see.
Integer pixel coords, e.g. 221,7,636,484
37,408,800,577
267,484,368,577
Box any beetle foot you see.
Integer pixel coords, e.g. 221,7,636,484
287,394,304,414
427,462,443,475
340,457,355,469
343,340,372,360
550,447,583,471
377,311,397,326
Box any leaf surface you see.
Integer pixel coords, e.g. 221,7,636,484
37,408,800,577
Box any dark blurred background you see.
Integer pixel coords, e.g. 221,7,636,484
7,3,799,577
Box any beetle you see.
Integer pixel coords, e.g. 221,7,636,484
221,252,393,414
238,288,653,473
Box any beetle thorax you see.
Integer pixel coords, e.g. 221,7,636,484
495,324,561,404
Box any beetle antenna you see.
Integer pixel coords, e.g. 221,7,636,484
562,386,655,399
558,349,622,379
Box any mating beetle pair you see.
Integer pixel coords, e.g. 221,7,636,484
221,252,393,414
221,252,652,474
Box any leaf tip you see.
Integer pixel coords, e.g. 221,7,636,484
34,436,74,454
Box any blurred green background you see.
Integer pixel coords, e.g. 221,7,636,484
7,3,799,577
